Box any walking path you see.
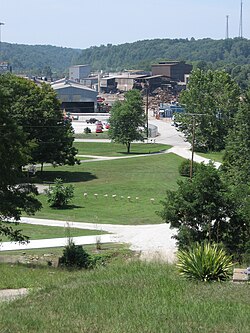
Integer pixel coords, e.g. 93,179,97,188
0,118,221,262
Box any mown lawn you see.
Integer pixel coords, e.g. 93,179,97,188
0,260,249,333
0,223,105,242
33,153,183,224
74,141,170,156
198,150,225,163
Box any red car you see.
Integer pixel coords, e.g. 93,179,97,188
96,124,103,133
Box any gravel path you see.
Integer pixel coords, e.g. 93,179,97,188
0,118,220,264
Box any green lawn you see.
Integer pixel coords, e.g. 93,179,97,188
198,150,225,163
74,132,110,140
74,141,170,156
0,223,105,242
0,260,249,333
33,153,183,224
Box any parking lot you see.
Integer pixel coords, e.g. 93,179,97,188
72,115,110,134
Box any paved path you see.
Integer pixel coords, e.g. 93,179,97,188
1,217,177,262
0,118,220,262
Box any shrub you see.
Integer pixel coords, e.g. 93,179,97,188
45,178,74,208
178,159,200,177
60,241,91,269
177,242,233,282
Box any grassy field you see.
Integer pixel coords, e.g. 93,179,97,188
74,142,170,156
33,153,183,224
0,223,105,242
198,150,225,163
0,260,249,333
74,132,110,140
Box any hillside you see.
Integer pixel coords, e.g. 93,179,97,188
0,42,81,77
1,38,250,87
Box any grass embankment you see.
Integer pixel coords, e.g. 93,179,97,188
198,150,225,163
0,260,249,333
34,152,182,224
74,132,110,140
74,142,170,156
0,223,105,242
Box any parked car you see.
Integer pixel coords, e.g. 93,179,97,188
96,124,103,133
86,118,99,124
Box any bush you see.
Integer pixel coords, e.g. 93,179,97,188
60,241,91,269
177,242,233,282
178,159,200,177
45,178,74,208
84,127,91,134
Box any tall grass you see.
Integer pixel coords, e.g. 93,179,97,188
0,260,249,333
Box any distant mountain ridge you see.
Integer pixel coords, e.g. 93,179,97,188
1,38,250,77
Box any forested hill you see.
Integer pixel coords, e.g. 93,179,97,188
1,38,250,78
1,42,81,76
76,38,250,72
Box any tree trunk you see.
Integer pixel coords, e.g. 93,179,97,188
40,162,44,175
127,142,131,154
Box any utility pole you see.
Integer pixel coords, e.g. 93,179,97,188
184,113,206,180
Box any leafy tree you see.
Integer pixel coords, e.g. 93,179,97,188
0,74,78,172
159,163,249,259
108,90,145,153
45,178,74,208
0,86,42,242
222,89,250,185
179,69,240,152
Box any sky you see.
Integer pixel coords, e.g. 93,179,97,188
0,0,249,50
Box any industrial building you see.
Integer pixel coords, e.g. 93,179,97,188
69,64,91,82
51,78,98,114
151,61,192,82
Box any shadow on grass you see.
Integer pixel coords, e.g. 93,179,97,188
50,204,84,210
118,149,167,155
22,171,97,184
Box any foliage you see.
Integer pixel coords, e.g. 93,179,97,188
222,89,250,185
0,74,78,171
108,90,145,153
75,38,250,73
1,42,81,77
159,163,248,258
179,69,240,151
0,84,42,242
59,241,91,269
177,242,233,282
178,159,200,177
45,178,74,208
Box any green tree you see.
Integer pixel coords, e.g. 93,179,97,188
45,178,74,208
222,89,250,185
108,90,145,153
179,69,240,151
0,74,78,172
0,86,42,242
159,163,248,259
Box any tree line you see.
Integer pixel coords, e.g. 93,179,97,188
1,38,250,89
0,74,78,241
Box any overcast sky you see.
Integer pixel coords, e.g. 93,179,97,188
1,0,249,49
